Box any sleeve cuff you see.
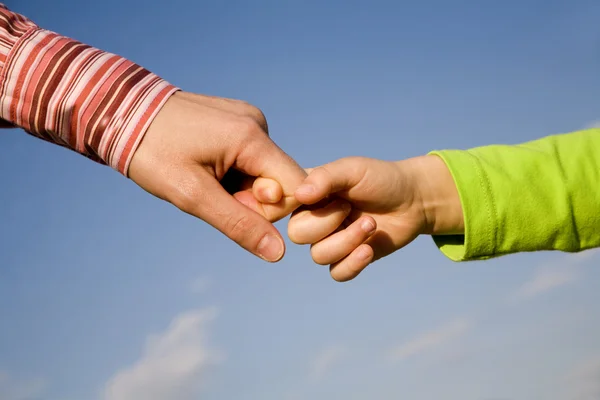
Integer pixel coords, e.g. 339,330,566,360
428,150,498,261
0,9,179,176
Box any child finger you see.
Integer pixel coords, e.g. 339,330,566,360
252,177,284,204
310,216,377,265
295,159,365,205
329,243,375,282
287,199,352,244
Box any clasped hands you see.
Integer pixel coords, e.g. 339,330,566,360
129,92,463,281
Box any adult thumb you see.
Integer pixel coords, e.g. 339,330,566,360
187,171,286,262
236,136,307,221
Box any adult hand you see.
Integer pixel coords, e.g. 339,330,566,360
128,91,306,262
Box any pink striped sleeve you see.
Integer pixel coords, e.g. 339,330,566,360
0,4,179,175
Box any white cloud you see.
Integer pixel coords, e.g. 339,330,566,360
509,250,599,303
309,345,347,382
189,277,212,294
565,357,600,400
103,307,222,400
511,266,578,302
389,318,471,362
583,121,600,129
0,371,47,400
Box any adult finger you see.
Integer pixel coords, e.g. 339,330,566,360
294,158,366,205
177,169,286,262
287,199,352,244
236,133,307,221
310,216,376,265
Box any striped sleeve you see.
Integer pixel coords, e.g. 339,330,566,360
0,4,179,175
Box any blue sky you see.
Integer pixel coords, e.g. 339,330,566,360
1,0,600,399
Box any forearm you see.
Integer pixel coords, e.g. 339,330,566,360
423,128,600,261
0,4,178,175
409,154,464,236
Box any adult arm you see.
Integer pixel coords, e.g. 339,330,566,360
0,3,177,173
0,4,306,261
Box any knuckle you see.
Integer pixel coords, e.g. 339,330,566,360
308,166,328,181
170,190,198,215
320,165,336,179
309,166,333,192
234,117,272,160
231,100,268,131
240,102,268,132
171,194,193,214
236,117,263,139
168,180,203,214
225,214,257,243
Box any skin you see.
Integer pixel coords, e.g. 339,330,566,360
128,91,306,262
4,91,461,274
2,91,301,262
255,155,464,281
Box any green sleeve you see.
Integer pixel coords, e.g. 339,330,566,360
429,128,600,261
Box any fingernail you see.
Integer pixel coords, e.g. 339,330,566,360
341,201,352,213
357,246,372,260
361,219,376,234
296,184,315,197
262,187,277,202
257,234,284,262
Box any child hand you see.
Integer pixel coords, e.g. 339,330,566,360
285,156,462,281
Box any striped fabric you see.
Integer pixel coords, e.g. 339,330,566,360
0,4,179,175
